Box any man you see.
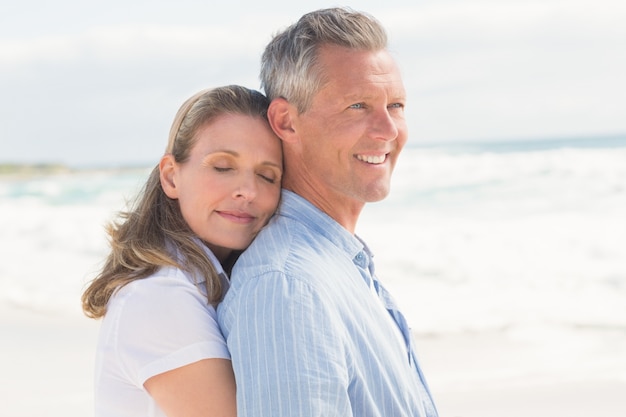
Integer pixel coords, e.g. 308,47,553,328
218,7,438,416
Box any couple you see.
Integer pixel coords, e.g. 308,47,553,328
82,8,439,417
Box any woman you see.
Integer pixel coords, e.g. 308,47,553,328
81,85,283,417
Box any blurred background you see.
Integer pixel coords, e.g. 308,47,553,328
1,1,625,416
2,0,625,166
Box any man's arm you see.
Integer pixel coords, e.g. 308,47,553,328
219,273,351,417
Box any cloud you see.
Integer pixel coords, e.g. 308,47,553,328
374,0,626,142
1,22,270,71
1,0,625,164
383,0,626,39
0,18,279,166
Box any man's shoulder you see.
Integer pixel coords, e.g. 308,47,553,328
232,214,339,282
237,218,304,268
246,210,327,251
240,216,293,257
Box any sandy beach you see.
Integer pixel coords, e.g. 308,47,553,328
2,303,625,417
0,305,99,417
419,327,626,417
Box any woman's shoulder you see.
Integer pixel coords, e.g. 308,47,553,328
120,265,201,291
108,266,216,320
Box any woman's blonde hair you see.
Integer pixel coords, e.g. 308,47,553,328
81,85,270,319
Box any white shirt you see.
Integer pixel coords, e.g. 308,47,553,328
93,249,230,417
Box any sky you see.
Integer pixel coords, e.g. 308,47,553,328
1,0,625,167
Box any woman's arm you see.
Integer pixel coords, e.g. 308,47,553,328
144,358,236,417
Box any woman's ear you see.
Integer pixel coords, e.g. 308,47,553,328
159,154,179,199
267,98,298,144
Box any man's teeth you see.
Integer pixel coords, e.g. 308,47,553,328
357,154,386,164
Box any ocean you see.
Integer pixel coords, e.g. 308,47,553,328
1,135,625,340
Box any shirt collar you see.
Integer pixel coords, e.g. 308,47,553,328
197,238,227,277
167,237,227,284
278,189,367,260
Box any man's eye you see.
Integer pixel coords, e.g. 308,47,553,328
214,166,232,172
389,103,404,109
349,103,364,109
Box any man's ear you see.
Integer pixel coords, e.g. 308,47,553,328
267,98,299,144
159,154,179,199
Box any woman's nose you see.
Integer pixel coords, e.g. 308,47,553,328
233,174,257,200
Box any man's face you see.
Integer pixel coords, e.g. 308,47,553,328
292,44,408,211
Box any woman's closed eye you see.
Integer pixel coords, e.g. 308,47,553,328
257,170,278,184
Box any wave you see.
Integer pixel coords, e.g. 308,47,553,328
1,141,625,337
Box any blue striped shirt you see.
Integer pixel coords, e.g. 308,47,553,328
218,190,438,416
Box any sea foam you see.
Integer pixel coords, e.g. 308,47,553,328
1,139,625,339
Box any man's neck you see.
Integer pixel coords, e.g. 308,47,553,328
282,183,363,234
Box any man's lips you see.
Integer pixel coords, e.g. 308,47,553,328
356,153,388,164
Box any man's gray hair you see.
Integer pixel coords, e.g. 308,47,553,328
260,7,388,113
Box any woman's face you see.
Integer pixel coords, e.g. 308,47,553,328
161,113,283,261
